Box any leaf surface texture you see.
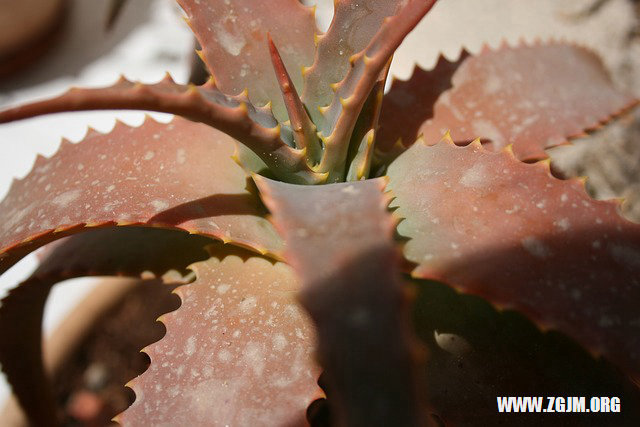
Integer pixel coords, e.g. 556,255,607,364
119,254,321,425
388,138,640,378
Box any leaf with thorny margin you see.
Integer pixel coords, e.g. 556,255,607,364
177,0,316,122
0,116,284,276
0,76,323,183
118,251,322,426
376,50,470,154
386,135,640,379
0,227,213,426
302,0,402,127
314,0,438,181
255,176,429,426
418,43,638,161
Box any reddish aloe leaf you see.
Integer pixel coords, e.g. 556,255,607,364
419,43,638,161
0,76,280,131
0,227,212,426
302,0,401,125
255,177,427,426
315,0,438,180
387,137,640,378
34,227,213,279
346,63,390,181
119,253,321,425
267,35,321,162
376,51,470,153
412,279,640,425
0,77,323,182
0,116,283,275
177,0,316,121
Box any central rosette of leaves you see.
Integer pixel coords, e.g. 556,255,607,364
174,0,433,185
255,34,383,185
0,1,436,185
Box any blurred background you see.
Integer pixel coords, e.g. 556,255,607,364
0,0,638,420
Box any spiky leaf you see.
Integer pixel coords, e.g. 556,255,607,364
177,0,316,121
418,44,637,160
377,51,469,153
119,252,321,425
0,116,283,275
314,0,437,180
256,177,427,426
302,0,402,125
0,77,322,182
0,227,212,426
387,137,640,378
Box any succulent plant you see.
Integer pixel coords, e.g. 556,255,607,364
1,0,640,425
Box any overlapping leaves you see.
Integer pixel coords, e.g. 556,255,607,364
0,115,282,276
0,227,214,426
0,0,639,424
379,43,637,162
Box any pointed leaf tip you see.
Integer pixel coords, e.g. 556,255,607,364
176,0,316,121
266,33,321,162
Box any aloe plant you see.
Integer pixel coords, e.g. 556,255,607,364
1,0,639,425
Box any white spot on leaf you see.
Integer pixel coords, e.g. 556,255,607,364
185,336,197,356
521,236,551,259
214,23,246,56
150,200,169,211
217,283,231,295
176,148,187,164
460,163,486,188
52,189,81,207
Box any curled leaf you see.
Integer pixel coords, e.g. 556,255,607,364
0,77,322,182
0,116,283,275
315,0,438,180
302,0,402,126
0,227,212,426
